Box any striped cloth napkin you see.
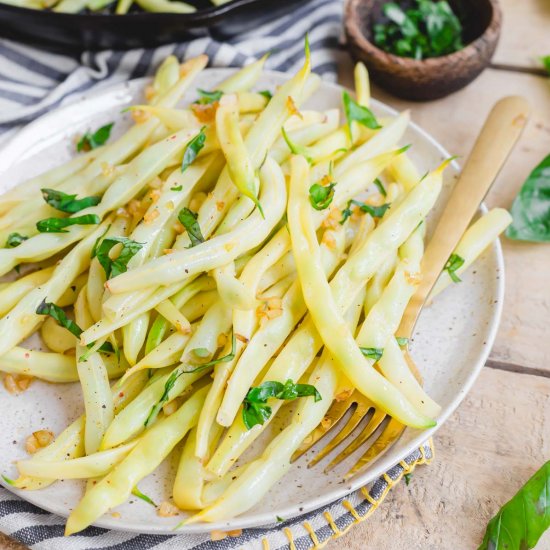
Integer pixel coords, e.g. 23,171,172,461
0,1,434,547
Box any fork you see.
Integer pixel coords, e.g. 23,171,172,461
292,95,530,479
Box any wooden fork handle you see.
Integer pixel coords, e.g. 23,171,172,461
398,95,530,338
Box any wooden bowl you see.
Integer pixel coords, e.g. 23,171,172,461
344,0,502,101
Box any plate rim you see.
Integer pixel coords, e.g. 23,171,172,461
0,69,505,534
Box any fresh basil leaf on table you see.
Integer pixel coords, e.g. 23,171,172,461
506,154,550,242
478,460,550,550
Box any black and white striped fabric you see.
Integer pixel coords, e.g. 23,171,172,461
0,0,345,142
0,2,435,548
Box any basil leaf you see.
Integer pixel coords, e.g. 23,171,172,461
178,207,205,248
195,89,223,105
5,232,28,248
404,473,413,485
506,154,550,242
374,178,387,197
36,300,82,339
132,486,157,507
542,56,550,76
36,300,113,354
340,199,391,224
360,347,384,361
36,214,100,233
281,127,313,163
170,185,183,191
343,91,381,138
182,127,206,172
258,90,273,100
242,378,322,430
77,122,114,152
309,182,336,211
93,236,143,279
145,369,183,427
41,188,101,214
183,331,237,373
444,253,465,283
478,461,550,550
396,337,409,347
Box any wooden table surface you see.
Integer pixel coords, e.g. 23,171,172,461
1,1,549,549
331,0,550,548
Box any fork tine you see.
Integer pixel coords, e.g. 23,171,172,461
291,391,357,462
307,394,373,468
323,407,387,473
343,418,405,480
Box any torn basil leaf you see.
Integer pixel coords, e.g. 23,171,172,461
360,347,384,361
479,461,550,550
309,181,336,211
242,378,322,430
343,91,381,139
178,207,205,248
77,123,114,152
93,236,143,279
506,154,550,242
340,199,391,224
444,253,465,283
144,369,183,427
41,188,101,214
183,331,236,373
374,178,387,197
195,89,223,105
36,300,113,354
259,90,273,100
36,214,100,233
170,185,183,191
5,232,28,248
182,126,207,172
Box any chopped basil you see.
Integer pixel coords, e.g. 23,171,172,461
36,300,113,354
178,207,205,248
5,232,28,248
281,127,313,163
259,90,273,100
506,154,550,242
479,460,550,550
360,347,384,361
542,56,550,76
374,178,387,196
145,369,183,427
340,199,391,224
41,188,101,214
36,214,100,233
276,515,285,522
195,89,223,105
396,337,409,347
373,1,464,60
242,378,322,430
93,236,143,279
309,181,336,211
132,486,157,507
77,122,114,152
444,253,465,283
343,91,381,139
183,331,237,373
182,127,207,172
404,472,413,485
170,185,183,191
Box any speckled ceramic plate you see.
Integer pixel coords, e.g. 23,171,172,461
0,69,504,534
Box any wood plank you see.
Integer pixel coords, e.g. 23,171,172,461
493,0,550,70
337,62,550,373
328,367,550,549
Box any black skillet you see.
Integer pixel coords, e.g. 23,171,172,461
0,0,307,53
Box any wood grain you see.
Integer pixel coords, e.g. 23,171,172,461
329,367,550,549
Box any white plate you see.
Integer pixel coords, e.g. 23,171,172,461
0,69,504,534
